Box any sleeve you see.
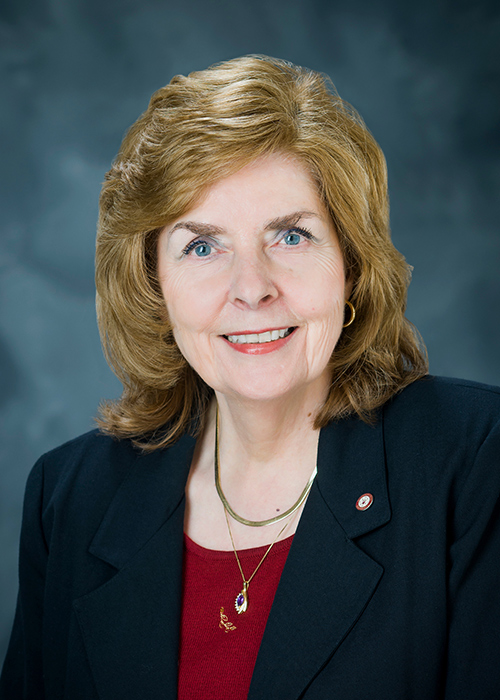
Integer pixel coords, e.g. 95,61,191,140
0,458,48,699
445,416,500,699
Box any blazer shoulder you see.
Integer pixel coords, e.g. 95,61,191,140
28,428,195,524
33,429,136,491
425,375,500,399
382,375,500,489
21,430,144,534
40,428,136,463
386,375,500,428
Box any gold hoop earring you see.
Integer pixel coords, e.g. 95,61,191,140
342,300,356,328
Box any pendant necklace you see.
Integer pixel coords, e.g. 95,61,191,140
215,403,318,613
224,506,291,614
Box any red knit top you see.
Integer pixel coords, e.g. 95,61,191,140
178,533,294,700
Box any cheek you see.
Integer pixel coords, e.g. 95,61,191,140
168,308,210,372
160,267,198,329
310,300,344,344
162,271,222,342
305,298,344,368
299,270,346,360
293,264,346,322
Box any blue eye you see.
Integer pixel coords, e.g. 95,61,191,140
283,232,302,246
193,243,211,257
182,239,213,257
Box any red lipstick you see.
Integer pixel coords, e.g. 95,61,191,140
221,327,297,355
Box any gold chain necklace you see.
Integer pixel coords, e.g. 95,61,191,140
224,506,292,614
214,406,317,527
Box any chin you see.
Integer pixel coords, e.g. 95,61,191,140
230,384,295,403
214,367,326,405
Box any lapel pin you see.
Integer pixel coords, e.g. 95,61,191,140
356,493,373,511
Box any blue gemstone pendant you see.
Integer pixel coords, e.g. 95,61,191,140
235,582,248,614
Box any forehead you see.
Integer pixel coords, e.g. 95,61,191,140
173,153,327,226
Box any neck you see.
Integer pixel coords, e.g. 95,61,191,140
218,400,313,463
185,381,329,548
212,377,329,476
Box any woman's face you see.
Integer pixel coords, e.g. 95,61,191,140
157,153,349,405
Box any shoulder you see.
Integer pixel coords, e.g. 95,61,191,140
39,427,137,464
381,376,500,507
25,428,195,537
384,375,500,436
29,430,138,506
21,431,140,542
389,373,500,406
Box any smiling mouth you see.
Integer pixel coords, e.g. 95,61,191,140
224,327,296,344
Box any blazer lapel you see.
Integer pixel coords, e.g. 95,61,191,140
72,433,196,700
249,415,391,700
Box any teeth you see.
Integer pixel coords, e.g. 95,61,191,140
227,328,293,344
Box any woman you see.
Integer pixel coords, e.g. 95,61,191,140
1,55,499,700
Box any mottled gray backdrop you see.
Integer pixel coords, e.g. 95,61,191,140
1,0,499,666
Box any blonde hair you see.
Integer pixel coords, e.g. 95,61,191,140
96,54,428,449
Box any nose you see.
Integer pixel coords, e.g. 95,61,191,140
228,253,279,310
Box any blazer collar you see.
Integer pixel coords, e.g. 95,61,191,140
75,413,390,700
316,410,391,538
73,433,196,700
88,432,196,568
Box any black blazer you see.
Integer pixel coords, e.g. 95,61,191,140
2,376,500,699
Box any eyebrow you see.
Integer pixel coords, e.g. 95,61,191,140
169,211,320,237
169,221,225,237
263,211,320,231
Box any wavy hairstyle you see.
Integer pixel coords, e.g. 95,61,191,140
96,54,428,449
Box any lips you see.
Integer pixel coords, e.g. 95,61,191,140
224,327,295,345
221,326,297,355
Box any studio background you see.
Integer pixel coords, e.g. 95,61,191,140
1,0,499,667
